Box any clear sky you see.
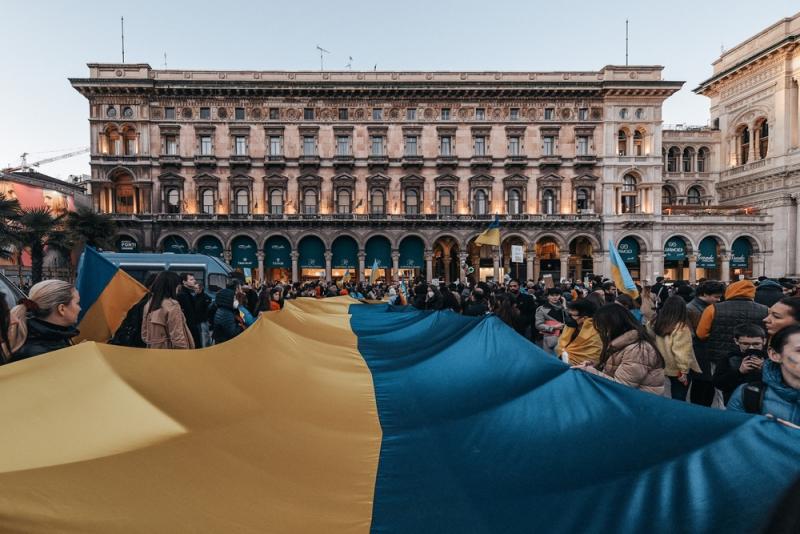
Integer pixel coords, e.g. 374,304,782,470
1,0,798,180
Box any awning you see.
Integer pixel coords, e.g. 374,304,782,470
399,236,424,269
162,235,189,254
365,236,391,268
231,236,258,269
731,237,752,268
265,236,291,268
617,237,640,265
299,236,325,269
331,236,358,270
196,235,224,259
116,235,138,253
697,237,718,268
664,237,686,261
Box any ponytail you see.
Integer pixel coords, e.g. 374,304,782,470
7,280,75,358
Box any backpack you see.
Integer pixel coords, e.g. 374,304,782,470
742,381,766,414
109,295,149,348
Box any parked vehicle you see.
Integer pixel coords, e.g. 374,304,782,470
100,253,233,294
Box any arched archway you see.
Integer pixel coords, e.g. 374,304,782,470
534,235,562,282
161,234,189,254
115,234,139,253
231,235,259,281
617,235,644,281
568,236,595,282
331,235,359,282
664,235,694,281
196,235,224,259
264,235,291,282
696,235,724,281
429,235,460,284
399,235,425,280
298,235,325,281
730,235,759,279
365,235,392,283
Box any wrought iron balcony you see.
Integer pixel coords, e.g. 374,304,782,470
470,155,492,167
436,155,458,167
402,155,424,167
193,155,217,167
299,155,320,166
265,155,286,166
229,154,252,166
504,155,528,167
367,154,389,167
574,155,596,166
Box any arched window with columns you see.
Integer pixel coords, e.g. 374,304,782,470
697,146,710,172
757,119,769,159
621,174,638,213
682,147,695,172
269,188,284,214
687,186,702,205
473,189,489,215
404,187,420,215
738,126,750,165
438,189,454,215
633,130,644,156
336,188,352,214
617,129,628,156
302,188,318,215
234,188,249,214
662,185,676,207
201,188,216,214
541,188,556,215
667,146,680,172
507,188,521,215
370,188,385,215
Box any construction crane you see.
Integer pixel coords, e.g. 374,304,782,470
3,148,89,173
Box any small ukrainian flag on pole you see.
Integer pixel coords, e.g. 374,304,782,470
474,215,501,247
609,240,640,299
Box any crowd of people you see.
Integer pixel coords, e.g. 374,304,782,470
0,269,798,426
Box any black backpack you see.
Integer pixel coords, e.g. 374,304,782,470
109,295,149,348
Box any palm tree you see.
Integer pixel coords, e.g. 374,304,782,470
15,207,64,284
0,193,21,260
66,207,117,251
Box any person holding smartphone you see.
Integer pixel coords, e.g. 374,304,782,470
713,323,767,405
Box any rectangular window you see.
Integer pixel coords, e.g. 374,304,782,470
336,136,351,156
406,108,417,121
577,136,589,156
339,108,349,120
269,136,282,156
441,108,450,120
543,136,554,156
200,107,211,120
372,108,383,120
234,108,245,121
303,136,316,156
126,138,137,155
165,107,176,120
578,108,589,121
440,136,452,156
303,108,314,120
474,136,486,156
200,136,212,155
544,108,554,120
371,136,384,156
165,135,177,155
475,108,485,120
508,136,520,156
404,136,418,156
269,108,279,120
234,136,247,155
510,108,520,121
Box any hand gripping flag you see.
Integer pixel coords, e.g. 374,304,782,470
474,215,501,247
609,239,640,299
74,247,148,343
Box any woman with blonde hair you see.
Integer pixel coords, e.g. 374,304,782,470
6,280,81,363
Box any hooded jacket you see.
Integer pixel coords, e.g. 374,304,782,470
584,330,665,395
696,281,768,364
9,316,79,363
727,360,800,424
754,279,784,308
648,323,701,378
213,289,244,344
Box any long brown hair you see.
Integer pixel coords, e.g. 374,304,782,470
592,303,664,370
652,295,688,337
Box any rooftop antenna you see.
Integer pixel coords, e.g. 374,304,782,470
163,52,167,69
625,19,629,66
316,45,330,71
121,16,125,63
346,56,353,70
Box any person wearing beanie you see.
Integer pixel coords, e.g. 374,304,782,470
212,288,244,345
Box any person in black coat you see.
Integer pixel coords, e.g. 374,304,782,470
463,288,489,316
712,322,766,404
212,288,244,345
7,280,80,363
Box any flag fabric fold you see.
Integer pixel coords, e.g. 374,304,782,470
74,247,148,343
368,258,380,285
474,215,501,247
1,298,799,533
609,239,640,299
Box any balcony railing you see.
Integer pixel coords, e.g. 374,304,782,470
721,158,768,178
367,154,389,166
574,155,596,165
504,155,528,167
299,155,320,166
662,205,761,217
539,155,562,166
436,155,458,167
108,212,603,223
229,155,252,166
470,155,492,167
265,155,285,166
158,154,182,166
402,155,423,166
193,155,217,167
333,154,355,166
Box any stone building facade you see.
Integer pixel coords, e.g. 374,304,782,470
69,63,771,284
695,11,800,278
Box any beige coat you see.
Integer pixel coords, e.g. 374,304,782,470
141,298,195,349
588,330,665,395
648,324,701,378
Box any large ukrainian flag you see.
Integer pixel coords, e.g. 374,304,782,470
74,247,148,343
609,239,640,299
0,298,799,533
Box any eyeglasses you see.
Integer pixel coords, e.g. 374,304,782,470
736,341,764,348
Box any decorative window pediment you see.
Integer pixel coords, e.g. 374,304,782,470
264,125,285,136
230,174,254,188
435,174,460,186
574,174,599,184
263,173,288,187
539,173,563,185
504,125,526,136
195,125,216,135
194,173,219,186
158,172,185,185
469,174,494,187
400,174,425,187
367,173,391,188
298,173,322,188
503,173,528,187
333,173,356,187
159,124,180,135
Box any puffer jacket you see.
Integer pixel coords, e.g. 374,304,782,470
754,279,784,308
697,280,768,364
648,324,701,378
9,316,79,363
141,298,195,349
596,330,665,395
728,360,800,425
213,289,244,345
